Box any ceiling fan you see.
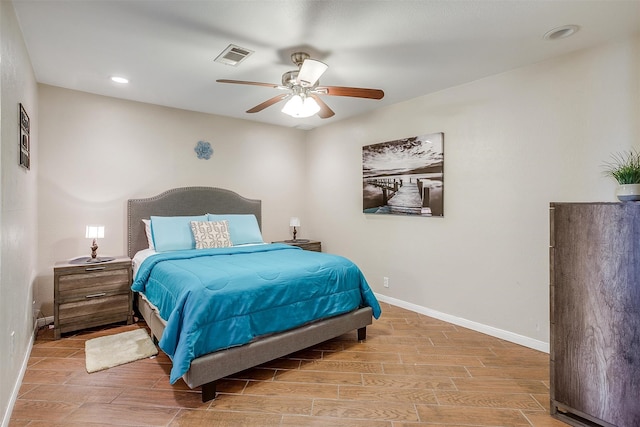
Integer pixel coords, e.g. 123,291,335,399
217,52,384,119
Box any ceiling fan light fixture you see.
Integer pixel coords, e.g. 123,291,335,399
281,95,320,118
282,95,302,116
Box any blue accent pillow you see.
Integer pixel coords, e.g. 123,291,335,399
151,215,208,252
207,214,263,245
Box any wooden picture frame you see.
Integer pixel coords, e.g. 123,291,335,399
19,103,30,169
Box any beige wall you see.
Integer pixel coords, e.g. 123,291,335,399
35,85,308,314
304,35,640,349
0,1,39,424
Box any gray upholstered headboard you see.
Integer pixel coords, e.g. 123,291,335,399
127,187,262,258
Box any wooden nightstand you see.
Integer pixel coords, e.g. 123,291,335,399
274,240,322,252
53,256,133,339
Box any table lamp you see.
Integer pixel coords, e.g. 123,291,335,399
289,217,300,241
85,225,105,262
287,217,309,243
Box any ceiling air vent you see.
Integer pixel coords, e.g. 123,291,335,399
215,44,254,66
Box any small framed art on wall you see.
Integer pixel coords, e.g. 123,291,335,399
19,103,30,169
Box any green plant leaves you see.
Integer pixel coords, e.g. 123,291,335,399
603,150,640,184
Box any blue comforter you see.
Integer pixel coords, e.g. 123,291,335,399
131,244,381,383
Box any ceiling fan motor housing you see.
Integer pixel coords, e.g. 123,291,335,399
282,70,300,87
290,52,310,67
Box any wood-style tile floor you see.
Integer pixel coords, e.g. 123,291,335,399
10,302,566,427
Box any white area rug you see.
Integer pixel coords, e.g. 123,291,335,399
85,328,158,373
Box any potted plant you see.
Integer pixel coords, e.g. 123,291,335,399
603,149,640,201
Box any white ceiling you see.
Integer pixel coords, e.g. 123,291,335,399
12,0,640,130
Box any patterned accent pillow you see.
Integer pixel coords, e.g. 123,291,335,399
190,220,233,249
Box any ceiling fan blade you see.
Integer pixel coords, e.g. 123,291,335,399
309,94,335,119
217,79,281,89
246,94,289,113
297,59,328,87
316,86,384,100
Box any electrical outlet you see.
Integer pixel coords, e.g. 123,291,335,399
383,277,389,288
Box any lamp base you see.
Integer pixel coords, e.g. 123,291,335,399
285,239,310,243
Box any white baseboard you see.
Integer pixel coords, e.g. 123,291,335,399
375,293,549,353
3,316,54,426
2,333,35,427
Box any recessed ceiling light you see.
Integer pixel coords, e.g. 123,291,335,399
110,76,129,84
543,25,579,41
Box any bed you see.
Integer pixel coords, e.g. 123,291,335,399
127,186,380,402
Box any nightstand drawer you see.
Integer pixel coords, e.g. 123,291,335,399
273,240,322,252
58,294,131,335
58,293,130,321
296,241,321,252
58,269,130,301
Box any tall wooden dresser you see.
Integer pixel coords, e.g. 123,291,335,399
550,202,640,427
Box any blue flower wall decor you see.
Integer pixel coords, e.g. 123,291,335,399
194,141,213,160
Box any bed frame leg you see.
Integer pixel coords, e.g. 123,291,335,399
201,381,217,402
357,326,367,341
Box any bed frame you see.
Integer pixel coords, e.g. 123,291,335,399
127,187,373,401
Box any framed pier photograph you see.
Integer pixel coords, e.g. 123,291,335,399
362,132,444,217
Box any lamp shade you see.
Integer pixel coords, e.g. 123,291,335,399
289,217,300,227
281,95,303,116
299,96,320,117
298,59,328,87
281,95,320,118
85,225,105,239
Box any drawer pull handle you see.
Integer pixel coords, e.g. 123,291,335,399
85,266,106,271
85,292,107,298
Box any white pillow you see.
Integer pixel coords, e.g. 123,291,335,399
190,220,233,249
142,219,155,249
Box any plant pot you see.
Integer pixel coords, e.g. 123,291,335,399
616,184,640,202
